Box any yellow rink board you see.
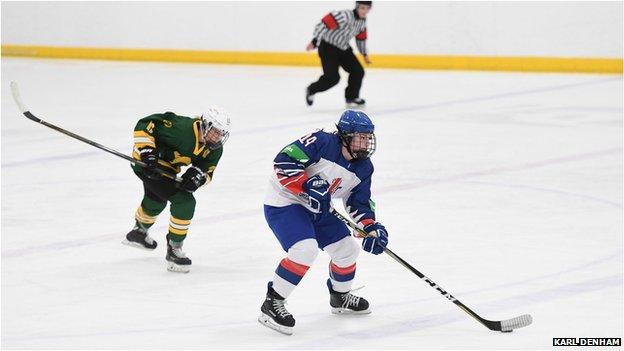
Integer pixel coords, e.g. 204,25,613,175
2,45,622,74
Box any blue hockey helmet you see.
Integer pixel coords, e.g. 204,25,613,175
337,110,375,134
336,110,376,160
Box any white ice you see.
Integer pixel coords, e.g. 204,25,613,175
1,58,622,349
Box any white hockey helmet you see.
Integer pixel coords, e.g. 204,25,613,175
199,106,231,150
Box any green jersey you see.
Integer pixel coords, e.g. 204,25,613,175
132,112,223,182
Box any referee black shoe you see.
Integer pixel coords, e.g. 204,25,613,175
306,87,315,106
346,98,366,107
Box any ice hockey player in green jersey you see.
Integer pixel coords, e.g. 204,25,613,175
122,108,231,273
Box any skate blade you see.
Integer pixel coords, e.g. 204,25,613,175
331,307,371,315
121,240,156,251
258,313,293,335
166,262,190,273
345,103,366,109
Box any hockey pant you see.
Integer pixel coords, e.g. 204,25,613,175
133,169,195,242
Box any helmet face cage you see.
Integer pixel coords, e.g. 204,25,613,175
200,117,230,150
339,130,376,160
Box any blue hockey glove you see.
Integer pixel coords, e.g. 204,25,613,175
181,166,207,193
362,222,389,255
139,147,160,180
301,175,331,215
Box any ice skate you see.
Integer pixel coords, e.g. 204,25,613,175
258,283,295,335
166,234,192,273
122,225,157,250
327,279,371,314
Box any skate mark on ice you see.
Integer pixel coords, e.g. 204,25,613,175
380,175,622,209
366,250,622,310
3,77,619,168
2,144,618,258
5,274,620,346
375,147,622,194
2,150,102,168
1,209,261,258
370,76,622,116
459,180,623,209
283,274,622,349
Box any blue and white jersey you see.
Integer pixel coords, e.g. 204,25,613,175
264,130,376,225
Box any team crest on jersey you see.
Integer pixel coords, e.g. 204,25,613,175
328,178,343,194
163,120,172,128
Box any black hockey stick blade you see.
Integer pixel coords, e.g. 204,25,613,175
331,208,533,332
9,81,181,183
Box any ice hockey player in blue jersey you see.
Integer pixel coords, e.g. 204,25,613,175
258,110,389,335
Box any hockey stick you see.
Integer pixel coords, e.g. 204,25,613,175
331,208,532,332
10,81,181,183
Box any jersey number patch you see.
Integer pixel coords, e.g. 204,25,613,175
298,133,317,147
146,121,155,134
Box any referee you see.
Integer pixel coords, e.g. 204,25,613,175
305,1,372,107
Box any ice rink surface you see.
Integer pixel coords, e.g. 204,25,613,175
1,58,622,349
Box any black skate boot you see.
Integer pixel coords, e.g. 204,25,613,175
305,87,315,106
327,279,371,314
122,225,157,250
258,282,295,335
346,97,366,108
166,234,192,273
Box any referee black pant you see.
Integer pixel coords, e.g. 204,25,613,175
308,41,364,100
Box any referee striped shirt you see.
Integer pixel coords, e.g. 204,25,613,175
312,9,368,55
